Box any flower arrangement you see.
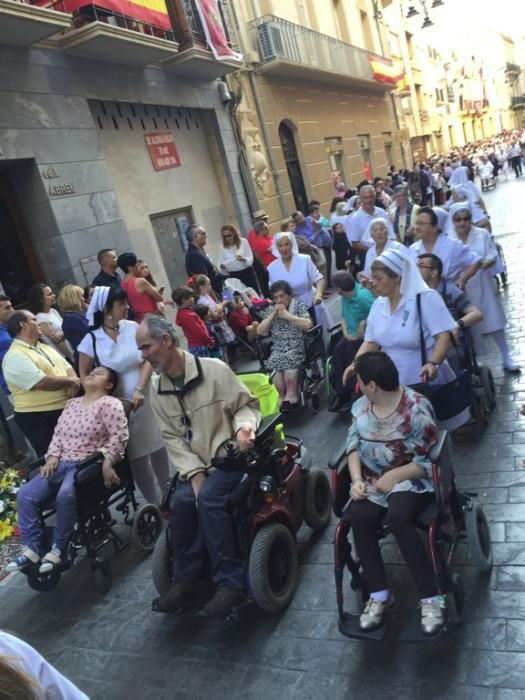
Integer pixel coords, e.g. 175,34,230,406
0,468,23,542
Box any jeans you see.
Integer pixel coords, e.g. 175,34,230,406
14,409,63,457
169,469,245,590
17,460,78,555
345,491,437,598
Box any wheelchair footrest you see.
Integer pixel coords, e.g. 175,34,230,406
338,612,388,641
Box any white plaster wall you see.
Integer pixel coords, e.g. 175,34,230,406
94,114,227,290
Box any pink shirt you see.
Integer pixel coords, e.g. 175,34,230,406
46,395,129,465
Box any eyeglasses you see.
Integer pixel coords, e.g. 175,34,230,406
454,217,471,222
223,234,233,239
415,221,433,226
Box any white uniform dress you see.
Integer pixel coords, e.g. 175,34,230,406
463,226,505,349
363,240,405,278
409,234,480,284
364,290,467,430
267,253,334,337
77,320,164,460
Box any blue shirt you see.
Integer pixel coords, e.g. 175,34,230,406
340,284,375,337
296,217,332,248
0,324,12,394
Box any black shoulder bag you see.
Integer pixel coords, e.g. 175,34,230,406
412,293,475,421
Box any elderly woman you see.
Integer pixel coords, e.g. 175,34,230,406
345,247,468,431
360,218,405,284
217,224,258,291
77,286,171,504
27,283,73,360
267,232,333,336
256,280,312,409
7,365,128,574
451,203,520,372
344,351,442,635
448,166,491,231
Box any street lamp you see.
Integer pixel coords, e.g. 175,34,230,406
405,0,444,27
406,5,419,17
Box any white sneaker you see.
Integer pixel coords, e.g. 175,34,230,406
420,600,444,635
504,360,521,372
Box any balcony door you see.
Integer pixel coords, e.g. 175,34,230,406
279,122,308,214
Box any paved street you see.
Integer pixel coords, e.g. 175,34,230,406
1,178,525,700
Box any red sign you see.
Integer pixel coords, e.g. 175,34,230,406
145,132,181,171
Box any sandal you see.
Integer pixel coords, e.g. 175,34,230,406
6,553,40,573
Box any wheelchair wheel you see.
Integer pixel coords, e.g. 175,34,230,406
473,396,488,435
248,523,298,613
479,366,496,412
447,573,465,626
26,569,61,593
310,392,321,413
303,469,332,531
465,501,493,572
152,530,172,597
92,558,112,594
131,504,163,553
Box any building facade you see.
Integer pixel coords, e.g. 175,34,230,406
0,0,247,300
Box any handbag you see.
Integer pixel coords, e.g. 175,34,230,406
413,294,475,421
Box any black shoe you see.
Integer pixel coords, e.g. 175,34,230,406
152,582,193,613
202,587,245,618
328,394,345,412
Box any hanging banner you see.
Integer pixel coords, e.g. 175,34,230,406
60,0,171,31
194,0,242,61
145,132,181,171
368,55,404,86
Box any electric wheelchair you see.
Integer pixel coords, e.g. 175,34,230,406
17,452,163,594
329,430,492,641
152,412,332,615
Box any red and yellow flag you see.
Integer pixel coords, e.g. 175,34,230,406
368,55,404,86
62,0,171,31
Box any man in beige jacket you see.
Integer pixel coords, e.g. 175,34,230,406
136,315,260,618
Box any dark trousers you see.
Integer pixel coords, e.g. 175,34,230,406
169,470,245,590
346,491,437,598
333,337,362,397
0,402,16,457
512,156,523,178
322,245,333,286
253,258,269,297
14,409,63,458
227,266,260,294
333,233,351,270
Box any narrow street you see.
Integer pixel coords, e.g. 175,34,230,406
1,178,524,700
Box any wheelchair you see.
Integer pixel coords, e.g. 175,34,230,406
151,413,332,615
325,323,343,408
329,430,492,641
18,453,163,594
494,241,508,288
257,324,326,413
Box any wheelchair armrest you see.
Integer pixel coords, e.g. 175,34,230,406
76,452,105,471
428,430,449,464
255,413,282,445
328,442,347,471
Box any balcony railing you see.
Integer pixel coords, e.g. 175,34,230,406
177,0,236,49
248,14,393,88
511,95,525,109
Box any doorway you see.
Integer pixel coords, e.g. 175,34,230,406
150,207,194,289
279,121,308,213
0,173,43,305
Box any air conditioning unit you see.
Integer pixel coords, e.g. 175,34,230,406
256,21,284,62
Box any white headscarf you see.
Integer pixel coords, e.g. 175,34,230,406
86,286,110,326
447,201,472,239
375,246,429,297
432,206,448,233
271,231,299,258
365,216,390,241
448,165,470,188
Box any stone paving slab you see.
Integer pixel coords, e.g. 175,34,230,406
1,180,525,698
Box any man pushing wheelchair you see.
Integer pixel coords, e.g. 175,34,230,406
136,315,260,618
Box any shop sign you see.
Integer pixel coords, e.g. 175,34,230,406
145,132,181,171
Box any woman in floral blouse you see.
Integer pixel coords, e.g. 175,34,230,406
345,351,442,636
7,365,128,575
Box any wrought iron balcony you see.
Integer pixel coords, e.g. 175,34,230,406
248,14,395,91
176,0,236,50
511,95,525,109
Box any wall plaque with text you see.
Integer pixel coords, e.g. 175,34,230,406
145,132,181,171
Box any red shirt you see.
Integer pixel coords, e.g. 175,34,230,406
229,307,253,337
121,277,157,321
247,228,276,269
176,307,212,347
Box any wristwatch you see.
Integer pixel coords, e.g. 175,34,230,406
430,361,440,370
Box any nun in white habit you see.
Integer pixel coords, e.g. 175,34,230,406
447,166,490,229
352,247,470,430
267,232,334,338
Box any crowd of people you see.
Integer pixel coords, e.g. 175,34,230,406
0,128,522,677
